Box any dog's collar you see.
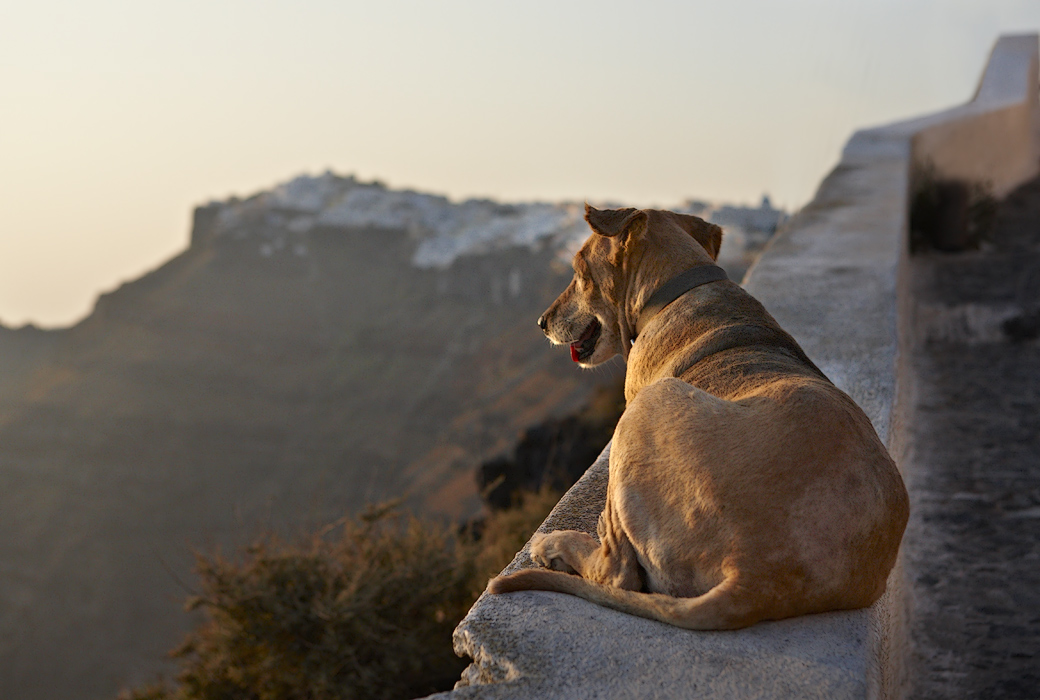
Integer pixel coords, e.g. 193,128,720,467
634,265,728,339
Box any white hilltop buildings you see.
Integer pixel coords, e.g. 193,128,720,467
201,171,787,275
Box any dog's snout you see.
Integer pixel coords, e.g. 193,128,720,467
537,315,548,331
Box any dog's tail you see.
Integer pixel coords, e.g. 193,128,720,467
487,569,756,630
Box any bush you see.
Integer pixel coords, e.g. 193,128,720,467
120,494,559,700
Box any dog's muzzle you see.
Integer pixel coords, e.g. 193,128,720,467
570,319,602,363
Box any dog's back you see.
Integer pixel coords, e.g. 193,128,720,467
490,206,908,630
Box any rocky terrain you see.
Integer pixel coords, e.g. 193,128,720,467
0,172,783,700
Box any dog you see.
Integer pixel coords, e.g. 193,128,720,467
488,205,909,630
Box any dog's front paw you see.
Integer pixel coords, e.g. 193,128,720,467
530,531,578,574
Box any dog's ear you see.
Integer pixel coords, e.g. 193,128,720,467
674,213,723,260
584,204,646,239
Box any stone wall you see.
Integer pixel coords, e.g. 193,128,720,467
427,34,1039,700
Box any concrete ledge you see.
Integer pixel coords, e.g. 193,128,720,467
428,34,1039,700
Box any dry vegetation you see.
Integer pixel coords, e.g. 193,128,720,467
118,380,625,700
118,490,561,700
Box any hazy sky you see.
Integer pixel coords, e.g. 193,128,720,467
1,1,1038,327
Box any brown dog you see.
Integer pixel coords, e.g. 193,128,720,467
488,205,909,630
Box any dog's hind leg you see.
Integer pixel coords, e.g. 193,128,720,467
529,499,644,591
529,530,598,575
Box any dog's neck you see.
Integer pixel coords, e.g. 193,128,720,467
613,229,719,359
619,256,723,352
633,266,728,339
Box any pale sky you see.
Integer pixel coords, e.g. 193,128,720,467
1,1,1038,327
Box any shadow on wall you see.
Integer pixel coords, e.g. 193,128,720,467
909,164,998,253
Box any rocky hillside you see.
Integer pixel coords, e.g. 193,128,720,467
0,172,783,700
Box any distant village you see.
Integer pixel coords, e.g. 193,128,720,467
682,194,787,242
195,171,788,279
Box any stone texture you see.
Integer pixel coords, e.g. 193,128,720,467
436,591,869,700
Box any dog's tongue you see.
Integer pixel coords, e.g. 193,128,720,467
570,344,581,363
